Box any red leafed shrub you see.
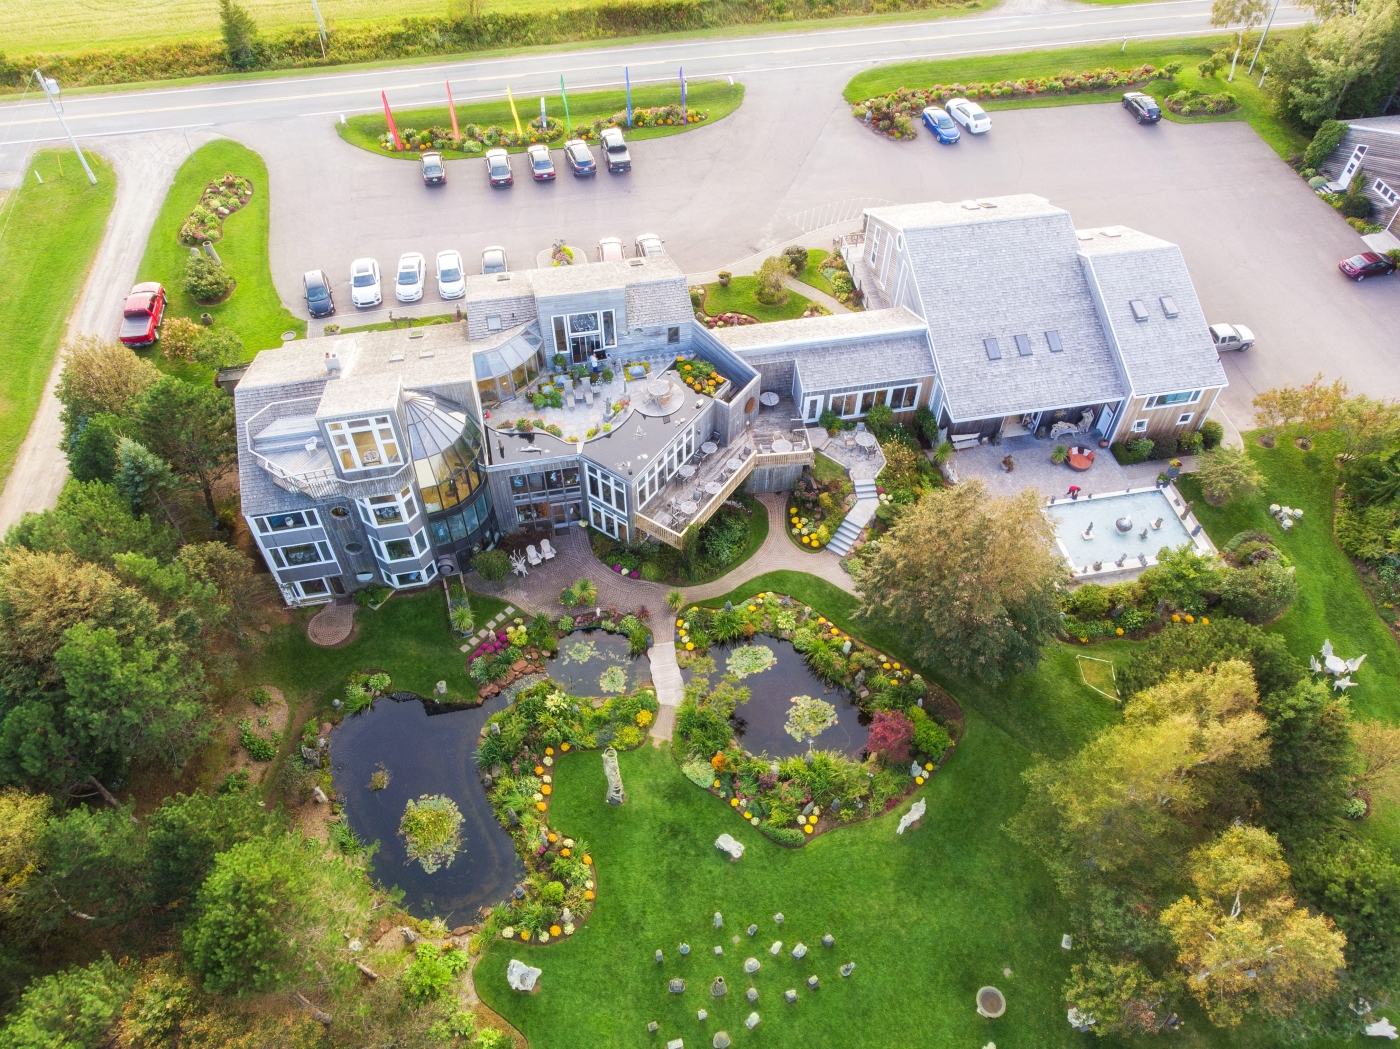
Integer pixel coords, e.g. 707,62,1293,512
866,710,913,767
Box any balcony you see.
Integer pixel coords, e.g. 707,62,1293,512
245,397,413,501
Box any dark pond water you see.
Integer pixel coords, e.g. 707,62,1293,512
679,638,871,759
331,694,523,926
331,633,653,923
548,629,652,697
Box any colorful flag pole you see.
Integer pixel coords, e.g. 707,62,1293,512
381,90,403,151
625,66,632,127
560,75,572,136
446,80,460,142
680,66,687,125
506,86,523,137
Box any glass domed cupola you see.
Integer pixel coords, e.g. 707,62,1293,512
404,390,486,515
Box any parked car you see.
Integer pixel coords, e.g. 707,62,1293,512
1122,91,1162,124
118,282,166,347
597,237,625,262
1338,252,1398,281
436,250,465,299
481,246,508,275
303,270,335,317
485,148,513,187
395,252,426,303
634,232,665,258
946,97,991,134
563,139,596,177
919,107,960,144
350,258,381,307
1209,323,1255,352
420,151,446,184
600,127,631,172
526,143,555,181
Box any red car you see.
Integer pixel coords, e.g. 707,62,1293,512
1338,252,1398,281
119,282,166,347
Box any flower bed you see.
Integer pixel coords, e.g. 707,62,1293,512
377,107,709,154
467,614,558,697
671,592,960,846
786,472,853,550
696,310,760,329
851,65,1165,139
178,172,253,245
674,354,729,395
1163,89,1238,116
473,678,660,948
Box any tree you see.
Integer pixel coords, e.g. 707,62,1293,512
1352,719,1400,807
1296,374,1348,445
67,413,125,484
1161,825,1346,1026
158,316,204,363
113,438,183,539
0,789,49,923
54,336,160,441
1210,0,1271,37
194,327,243,368
183,833,373,994
6,479,177,567
1252,385,1303,446
145,786,284,909
1218,561,1298,623
856,480,1065,682
753,256,790,306
132,377,236,521
36,804,146,931
0,954,133,1049
1294,835,1400,994
1253,679,1355,844
864,709,912,766
1333,394,1400,462
1268,0,1400,128
1195,446,1265,506
1120,617,1304,700
219,0,262,70
1139,546,1225,614
182,255,234,304
1065,952,1178,1037
175,542,269,641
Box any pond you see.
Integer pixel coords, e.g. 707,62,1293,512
547,629,651,698
680,637,871,759
331,694,523,927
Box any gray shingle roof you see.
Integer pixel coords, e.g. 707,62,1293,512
792,334,935,392
625,275,693,328
893,197,1126,420
235,377,325,517
1078,228,1227,396
530,255,685,296
710,307,927,350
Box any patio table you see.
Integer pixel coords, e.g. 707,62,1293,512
759,391,780,407
855,431,877,450
679,500,699,515
700,441,718,455
726,458,743,472
677,464,697,479
771,438,793,453
703,481,724,496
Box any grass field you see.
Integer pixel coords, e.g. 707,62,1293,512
339,81,745,160
135,139,303,383
844,34,1308,158
793,248,835,297
336,313,456,334
0,149,115,485
700,277,813,323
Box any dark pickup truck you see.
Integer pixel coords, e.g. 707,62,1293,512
119,282,166,347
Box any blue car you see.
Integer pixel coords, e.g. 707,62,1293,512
921,106,960,145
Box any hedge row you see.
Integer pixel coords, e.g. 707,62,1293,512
0,0,974,89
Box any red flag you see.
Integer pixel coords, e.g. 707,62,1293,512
382,91,403,151
446,80,460,143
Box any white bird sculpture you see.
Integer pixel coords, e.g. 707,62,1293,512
1333,676,1355,692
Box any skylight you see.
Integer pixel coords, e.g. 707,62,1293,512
984,337,1001,360
1129,300,1150,322
1160,295,1179,318
1046,330,1063,353
1014,334,1032,356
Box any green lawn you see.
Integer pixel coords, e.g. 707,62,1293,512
0,149,115,484
339,81,744,160
135,139,304,382
843,34,1308,158
793,248,835,297
701,277,813,324
336,313,456,334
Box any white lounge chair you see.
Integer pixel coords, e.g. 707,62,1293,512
526,544,543,566
539,538,556,560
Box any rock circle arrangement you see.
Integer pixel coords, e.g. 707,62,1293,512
398,794,464,874
179,173,253,245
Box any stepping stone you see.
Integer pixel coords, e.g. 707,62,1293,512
648,1022,659,1034
460,644,470,653
807,976,820,989
670,979,686,994
503,606,515,615
784,989,797,1004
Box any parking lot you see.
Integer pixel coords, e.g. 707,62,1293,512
227,65,1400,426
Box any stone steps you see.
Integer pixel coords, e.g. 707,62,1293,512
827,498,877,556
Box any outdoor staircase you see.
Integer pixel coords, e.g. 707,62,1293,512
827,478,879,557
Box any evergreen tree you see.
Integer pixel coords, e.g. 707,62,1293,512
219,0,262,71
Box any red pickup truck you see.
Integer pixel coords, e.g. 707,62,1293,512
119,282,166,347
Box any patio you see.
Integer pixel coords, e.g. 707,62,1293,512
638,432,761,539
945,433,1131,499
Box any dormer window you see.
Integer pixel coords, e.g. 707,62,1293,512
326,416,402,471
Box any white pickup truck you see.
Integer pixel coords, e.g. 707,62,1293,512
1209,323,1255,352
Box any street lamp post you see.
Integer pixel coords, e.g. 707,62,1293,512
32,71,96,184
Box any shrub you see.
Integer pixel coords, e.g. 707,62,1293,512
866,709,913,766
161,316,205,362
908,706,951,758
238,718,276,761
400,942,470,1005
1149,438,1177,461
475,549,510,581
762,824,808,846
1342,192,1373,219
753,256,790,306
1067,583,1113,619
1218,562,1298,624
1200,418,1224,450
1177,428,1205,455
781,245,809,274
1303,119,1348,169
183,253,234,303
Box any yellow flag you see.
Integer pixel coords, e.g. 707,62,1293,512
506,86,523,138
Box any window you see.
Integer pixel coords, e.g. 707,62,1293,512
1129,299,1150,322
889,385,920,410
486,314,502,332
1014,334,1032,357
667,326,679,344
381,539,415,561
370,494,403,525
868,224,883,265
604,313,616,345
1176,412,1194,426
297,578,330,597
277,542,330,567
1045,330,1063,354
1132,419,1148,433
413,529,427,554
1145,390,1202,409
554,311,616,363
1160,296,1179,318
984,337,1001,361
395,570,425,586
326,417,401,471
257,510,317,533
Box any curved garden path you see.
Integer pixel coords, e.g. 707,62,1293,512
465,492,859,739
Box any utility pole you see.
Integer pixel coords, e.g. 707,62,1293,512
1248,0,1283,75
32,70,96,184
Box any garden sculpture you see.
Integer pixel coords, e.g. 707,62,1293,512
506,959,541,992
603,746,626,805
1068,1008,1097,1032
715,834,745,861
897,798,927,835
714,911,723,928
1081,522,1094,540
1364,1017,1397,1039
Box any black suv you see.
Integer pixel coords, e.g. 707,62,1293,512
1122,92,1162,124
303,269,335,317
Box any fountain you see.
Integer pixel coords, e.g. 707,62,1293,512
1115,516,1132,533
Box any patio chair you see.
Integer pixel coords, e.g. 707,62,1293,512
582,385,594,406
526,544,543,566
539,538,557,560
565,389,576,409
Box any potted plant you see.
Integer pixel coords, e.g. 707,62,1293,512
1051,444,1069,465
601,366,614,383
718,270,732,287
552,353,568,371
